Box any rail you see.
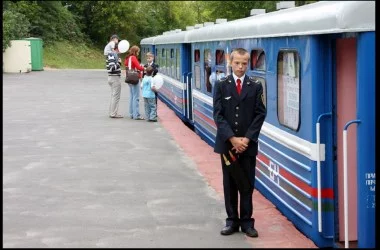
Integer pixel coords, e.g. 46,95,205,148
343,119,361,248
316,112,332,233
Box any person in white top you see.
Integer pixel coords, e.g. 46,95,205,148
104,34,120,57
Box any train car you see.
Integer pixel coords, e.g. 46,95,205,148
140,36,157,64
141,1,375,248
141,30,193,124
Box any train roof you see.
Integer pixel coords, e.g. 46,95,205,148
187,1,375,42
141,1,375,45
140,36,158,45
150,30,189,45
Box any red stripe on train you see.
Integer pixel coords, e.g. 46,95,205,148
193,109,216,128
257,153,334,199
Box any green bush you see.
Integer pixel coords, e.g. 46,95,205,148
4,1,86,46
2,10,30,52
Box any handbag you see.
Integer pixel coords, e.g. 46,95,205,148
125,56,140,85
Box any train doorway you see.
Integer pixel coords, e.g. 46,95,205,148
334,37,358,246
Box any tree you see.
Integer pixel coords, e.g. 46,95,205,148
3,9,30,52
5,1,85,45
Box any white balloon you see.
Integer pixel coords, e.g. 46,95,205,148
118,40,130,53
152,75,164,90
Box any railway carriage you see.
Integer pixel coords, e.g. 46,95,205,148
140,1,375,248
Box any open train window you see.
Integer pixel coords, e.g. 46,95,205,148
277,50,300,131
194,50,200,63
251,49,266,71
204,49,212,93
216,50,225,65
170,48,174,78
194,49,201,89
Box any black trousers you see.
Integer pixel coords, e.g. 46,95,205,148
221,154,256,230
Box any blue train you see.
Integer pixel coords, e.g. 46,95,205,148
140,1,375,248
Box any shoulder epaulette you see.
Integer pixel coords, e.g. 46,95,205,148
249,76,259,84
219,76,228,82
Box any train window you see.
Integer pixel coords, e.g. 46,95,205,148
155,49,159,72
171,49,175,78
194,50,200,62
176,48,180,80
251,49,266,71
194,65,201,89
277,51,300,131
216,50,225,65
161,48,166,74
194,49,201,89
166,49,170,76
204,49,212,93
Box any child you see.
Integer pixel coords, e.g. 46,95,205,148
143,52,159,116
104,34,120,57
141,66,157,122
143,52,159,77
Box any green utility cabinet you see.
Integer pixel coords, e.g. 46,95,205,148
23,37,43,71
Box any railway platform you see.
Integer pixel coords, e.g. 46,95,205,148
3,69,316,248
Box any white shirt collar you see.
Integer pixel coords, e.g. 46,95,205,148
232,73,245,86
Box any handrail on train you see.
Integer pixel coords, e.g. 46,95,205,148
315,112,332,234
186,72,192,83
342,119,361,248
182,72,188,83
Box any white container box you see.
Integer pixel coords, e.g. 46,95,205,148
3,40,32,73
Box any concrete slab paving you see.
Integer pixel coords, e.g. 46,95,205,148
3,70,255,248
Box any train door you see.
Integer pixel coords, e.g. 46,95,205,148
183,44,193,122
334,37,358,247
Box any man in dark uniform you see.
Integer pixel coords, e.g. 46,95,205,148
213,48,266,238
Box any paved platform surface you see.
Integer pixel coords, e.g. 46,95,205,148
3,69,317,248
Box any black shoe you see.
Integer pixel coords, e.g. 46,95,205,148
242,227,258,237
220,226,239,236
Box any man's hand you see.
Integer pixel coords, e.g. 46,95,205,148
229,136,249,153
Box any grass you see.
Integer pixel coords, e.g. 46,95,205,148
43,40,106,69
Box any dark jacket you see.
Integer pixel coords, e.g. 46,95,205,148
213,74,266,156
143,62,159,77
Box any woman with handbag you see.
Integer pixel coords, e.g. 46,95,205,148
124,45,145,120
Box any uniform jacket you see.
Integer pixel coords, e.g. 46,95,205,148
213,74,266,156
